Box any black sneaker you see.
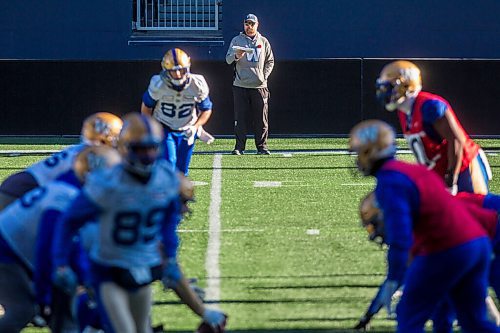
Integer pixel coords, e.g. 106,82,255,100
257,149,271,155
232,149,244,155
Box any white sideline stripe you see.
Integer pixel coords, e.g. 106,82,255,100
192,181,209,186
306,229,320,235
341,183,374,186
205,154,222,305
253,181,282,188
178,228,265,233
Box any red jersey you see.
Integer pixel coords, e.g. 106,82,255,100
397,91,479,177
456,192,498,239
381,160,487,256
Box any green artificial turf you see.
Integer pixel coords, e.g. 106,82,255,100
8,138,499,332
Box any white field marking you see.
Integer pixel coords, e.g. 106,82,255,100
253,181,282,188
205,154,222,306
341,183,374,186
282,153,293,157
178,228,265,233
192,181,209,186
306,229,320,235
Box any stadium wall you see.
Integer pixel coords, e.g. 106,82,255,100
1,1,499,135
1,1,499,60
1,59,499,136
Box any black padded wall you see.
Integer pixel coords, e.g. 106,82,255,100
0,59,499,136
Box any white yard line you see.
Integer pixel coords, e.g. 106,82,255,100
205,154,222,305
179,228,265,233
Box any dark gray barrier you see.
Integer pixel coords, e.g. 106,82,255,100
0,59,499,136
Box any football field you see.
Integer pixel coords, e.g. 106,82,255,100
7,137,500,333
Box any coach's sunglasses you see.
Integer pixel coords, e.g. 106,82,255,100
244,21,256,26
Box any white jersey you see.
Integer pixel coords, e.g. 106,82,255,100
0,181,79,270
84,160,179,269
27,144,86,186
149,74,210,130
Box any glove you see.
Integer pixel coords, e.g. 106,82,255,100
447,184,458,196
202,308,227,328
444,170,458,195
181,125,197,146
197,126,215,144
52,266,78,296
353,313,372,331
380,279,399,318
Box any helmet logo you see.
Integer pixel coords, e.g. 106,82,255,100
94,118,111,136
356,126,380,145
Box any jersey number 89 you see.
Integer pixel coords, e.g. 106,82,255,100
112,208,164,245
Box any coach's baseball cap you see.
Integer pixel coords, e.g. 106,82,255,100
245,14,258,23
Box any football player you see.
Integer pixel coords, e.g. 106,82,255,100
141,48,215,176
355,191,500,330
349,119,499,332
0,112,123,211
376,60,491,195
52,113,226,333
0,145,121,332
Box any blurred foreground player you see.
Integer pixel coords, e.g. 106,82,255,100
52,113,226,333
0,112,122,210
376,60,491,195
0,146,120,333
349,119,499,332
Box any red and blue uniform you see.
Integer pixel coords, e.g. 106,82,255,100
397,91,489,193
375,158,498,332
457,192,500,298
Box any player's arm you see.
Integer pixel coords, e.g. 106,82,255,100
141,89,158,117
431,105,467,190
193,100,212,129
375,173,416,304
160,199,226,326
52,192,99,267
34,209,63,308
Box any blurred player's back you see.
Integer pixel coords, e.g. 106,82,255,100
85,160,179,269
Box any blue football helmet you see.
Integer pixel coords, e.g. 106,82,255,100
118,113,164,177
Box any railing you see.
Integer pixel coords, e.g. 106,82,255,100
135,0,220,31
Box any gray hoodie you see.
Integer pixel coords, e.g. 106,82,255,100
226,32,274,89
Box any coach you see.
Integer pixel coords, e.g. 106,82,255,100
226,13,275,155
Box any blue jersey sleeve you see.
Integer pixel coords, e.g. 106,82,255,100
52,192,100,267
161,198,182,258
69,237,91,286
196,96,213,111
421,99,447,124
483,193,500,212
142,91,157,108
34,209,62,306
376,170,419,282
